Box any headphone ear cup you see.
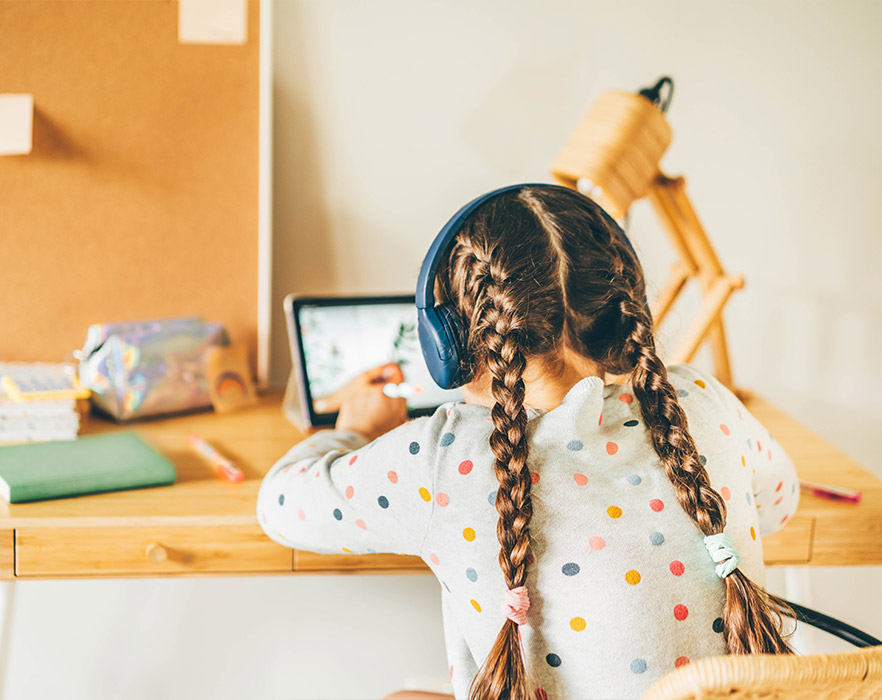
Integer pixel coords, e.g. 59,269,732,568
417,304,469,390
436,304,470,385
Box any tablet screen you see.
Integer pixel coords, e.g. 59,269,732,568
288,296,463,425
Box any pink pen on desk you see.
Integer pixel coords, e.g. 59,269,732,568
188,433,245,483
800,480,862,504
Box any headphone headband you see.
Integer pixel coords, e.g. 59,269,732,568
415,184,546,310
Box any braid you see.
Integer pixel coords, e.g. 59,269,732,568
468,287,534,700
619,298,793,654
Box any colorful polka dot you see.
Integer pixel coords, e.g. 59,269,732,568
471,599,482,612
589,536,606,550
378,496,389,509
458,460,473,475
745,492,752,505
775,481,783,493
298,509,306,520
670,560,685,576
466,567,478,582
757,440,762,451
624,419,639,427
694,379,706,388
625,569,641,585
699,454,707,466
570,617,586,631
607,506,623,519
419,487,432,502
606,441,619,455
676,389,689,398
342,547,352,553
463,528,476,542
649,531,665,546
619,392,633,403
333,508,343,521
429,553,440,565
566,440,583,451
650,499,664,512
721,487,731,501
488,490,497,506
349,455,358,465
355,519,366,529
675,656,690,668
409,441,420,455
546,653,561,668
626,474,641,485
573,473,589,486
387,470,398,483
440,432,455,447
720,424,730,436
713,617,724,633
530,471,540,485
278,494,285,505
344,485,354,499
741,456,746,467
436,492,450,506
562,562,580,576
750,526,756,540
630,658,647,674
674,604,689,621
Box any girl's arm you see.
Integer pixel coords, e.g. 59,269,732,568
670,364,800,536
257,364,446,557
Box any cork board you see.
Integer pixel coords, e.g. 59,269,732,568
0,1,260,373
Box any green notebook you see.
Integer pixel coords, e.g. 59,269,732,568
0,432,177,503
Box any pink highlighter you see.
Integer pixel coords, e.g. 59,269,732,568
799,480,862,504
188,433,245,483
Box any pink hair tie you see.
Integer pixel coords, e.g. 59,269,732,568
501,586,530,626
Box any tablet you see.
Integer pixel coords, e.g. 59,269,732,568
284,294,464,427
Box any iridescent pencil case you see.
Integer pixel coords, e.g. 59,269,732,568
78,317,229,421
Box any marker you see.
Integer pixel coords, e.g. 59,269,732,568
188,433,245,483
799,480,861,504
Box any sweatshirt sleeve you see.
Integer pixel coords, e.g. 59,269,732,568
257,408,450,557
668,364,800,537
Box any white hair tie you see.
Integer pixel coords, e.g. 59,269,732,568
704,532,740,578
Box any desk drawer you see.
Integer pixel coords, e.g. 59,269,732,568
15,525,293,577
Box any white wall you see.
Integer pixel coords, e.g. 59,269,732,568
5,2,881,699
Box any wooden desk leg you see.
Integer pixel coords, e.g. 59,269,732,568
0,580,15,700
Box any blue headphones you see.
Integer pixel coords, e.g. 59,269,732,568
416,184,648,390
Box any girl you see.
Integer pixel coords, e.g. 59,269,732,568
258,184,799,700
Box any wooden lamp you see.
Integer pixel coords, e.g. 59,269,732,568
551,77,745,390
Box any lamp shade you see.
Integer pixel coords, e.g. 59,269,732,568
551,90,672,218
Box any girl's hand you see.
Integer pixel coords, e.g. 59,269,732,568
335,363,409,441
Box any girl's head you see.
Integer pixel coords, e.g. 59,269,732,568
428,185,791,700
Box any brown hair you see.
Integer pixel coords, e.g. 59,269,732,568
435,186,792,700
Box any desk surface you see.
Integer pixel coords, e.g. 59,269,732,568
0,393,880,579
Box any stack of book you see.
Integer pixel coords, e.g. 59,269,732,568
0,363,89,443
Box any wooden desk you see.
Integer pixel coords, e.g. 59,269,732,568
0,394,879,580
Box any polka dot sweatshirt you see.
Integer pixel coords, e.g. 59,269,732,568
257,364,799,699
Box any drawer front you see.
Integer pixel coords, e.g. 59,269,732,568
761,515,813,565
16,525,293,577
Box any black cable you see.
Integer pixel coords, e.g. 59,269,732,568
637,76,674,113
781,599,882,648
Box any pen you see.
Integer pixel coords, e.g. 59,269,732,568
799,480,861,504
188,433,245,483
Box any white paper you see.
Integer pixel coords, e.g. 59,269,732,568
0,94,33,156
179,0,247,45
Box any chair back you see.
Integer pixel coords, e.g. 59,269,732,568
641,645,882,700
